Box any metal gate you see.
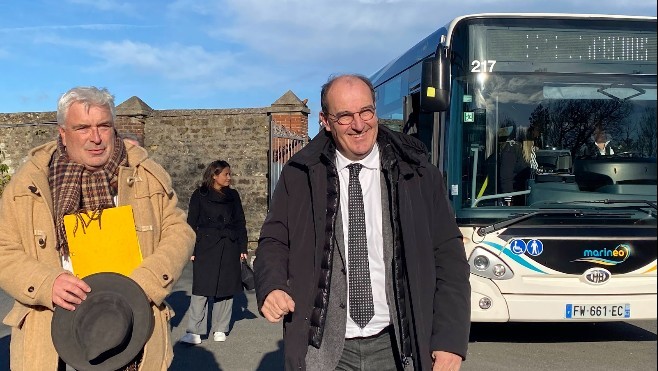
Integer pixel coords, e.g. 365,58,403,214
269,122,307,202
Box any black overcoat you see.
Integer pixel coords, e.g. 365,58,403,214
187,186,248,297
255,127,471,370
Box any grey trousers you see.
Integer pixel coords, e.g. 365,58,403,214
335,326,403,371
186,294,233,335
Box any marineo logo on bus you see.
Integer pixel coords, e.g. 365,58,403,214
572,244,631,266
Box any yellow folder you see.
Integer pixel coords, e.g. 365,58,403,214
64,205,143,278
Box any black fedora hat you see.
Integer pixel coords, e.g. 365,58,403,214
52,272,154,371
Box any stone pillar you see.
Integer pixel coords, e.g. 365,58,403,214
268,90,310,137
116,96,153,145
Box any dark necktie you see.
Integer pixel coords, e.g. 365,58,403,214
347,163,374,328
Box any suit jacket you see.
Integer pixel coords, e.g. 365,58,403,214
304,173,410,370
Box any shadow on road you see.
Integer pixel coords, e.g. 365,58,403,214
470,322,657,343
230,290,258,331
166,290,191,328
255,339,284,371
167,289,258,333
170,342,221,370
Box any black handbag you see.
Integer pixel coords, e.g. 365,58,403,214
241,259,255,291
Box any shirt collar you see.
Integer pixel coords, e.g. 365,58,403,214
336,143,380,172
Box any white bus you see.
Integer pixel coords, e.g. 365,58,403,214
370,13,657,322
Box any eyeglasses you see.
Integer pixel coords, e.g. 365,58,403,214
325,107,376,126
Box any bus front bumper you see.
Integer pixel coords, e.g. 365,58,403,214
470,279,657,322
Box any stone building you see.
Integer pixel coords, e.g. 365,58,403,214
0,91,310,252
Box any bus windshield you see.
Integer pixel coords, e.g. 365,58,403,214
449,18,657,213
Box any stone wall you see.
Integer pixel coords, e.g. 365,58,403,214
0,113,59,174
0,92,309,252
145,107,271,249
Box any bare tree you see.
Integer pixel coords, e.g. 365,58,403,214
529,99,631,156
635,107,657,157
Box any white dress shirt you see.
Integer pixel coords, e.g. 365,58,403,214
596,140,614,155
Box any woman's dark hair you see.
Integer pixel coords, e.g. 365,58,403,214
201,160,231,192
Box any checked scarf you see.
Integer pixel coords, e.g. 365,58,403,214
49,133,128,255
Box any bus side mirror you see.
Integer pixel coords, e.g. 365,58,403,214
420,45,450,112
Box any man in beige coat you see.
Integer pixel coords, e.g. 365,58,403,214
0,86,195,370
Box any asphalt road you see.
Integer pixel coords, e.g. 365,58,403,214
1,263,656,371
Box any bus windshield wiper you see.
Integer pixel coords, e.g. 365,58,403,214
475,208,627,237
565,199,657,218
477,209,585,237
533,199,657,211
532,199,657,210
588,199,657,210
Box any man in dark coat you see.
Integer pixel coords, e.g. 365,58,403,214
254,74,470,371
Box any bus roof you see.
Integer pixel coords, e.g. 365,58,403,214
370,27,445,87
370,13,657,88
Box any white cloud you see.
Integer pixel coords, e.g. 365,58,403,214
204,0,439,74
95,41,237,80
34,33,280,92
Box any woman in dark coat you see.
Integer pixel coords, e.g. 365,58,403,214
180,160,248,344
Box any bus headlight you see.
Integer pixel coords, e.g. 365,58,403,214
479,297,492,309
473,255,490,271
468,247,514,280
492,264,506,277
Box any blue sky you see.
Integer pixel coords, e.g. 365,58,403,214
1,0,656,138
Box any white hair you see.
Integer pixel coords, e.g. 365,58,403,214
56,86,116,127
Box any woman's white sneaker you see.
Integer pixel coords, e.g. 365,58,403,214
180,332,202,344
213,332,227,342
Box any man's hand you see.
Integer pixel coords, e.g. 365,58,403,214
261,289,295,323
52,273,91,311
432,351,462,371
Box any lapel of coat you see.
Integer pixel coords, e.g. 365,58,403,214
334,203,345,262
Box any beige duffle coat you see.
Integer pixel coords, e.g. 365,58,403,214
0,140,195,370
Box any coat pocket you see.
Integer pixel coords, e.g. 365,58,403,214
163,300,175,322
2,303,30,329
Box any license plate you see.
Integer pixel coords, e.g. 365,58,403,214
565,304,630,319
